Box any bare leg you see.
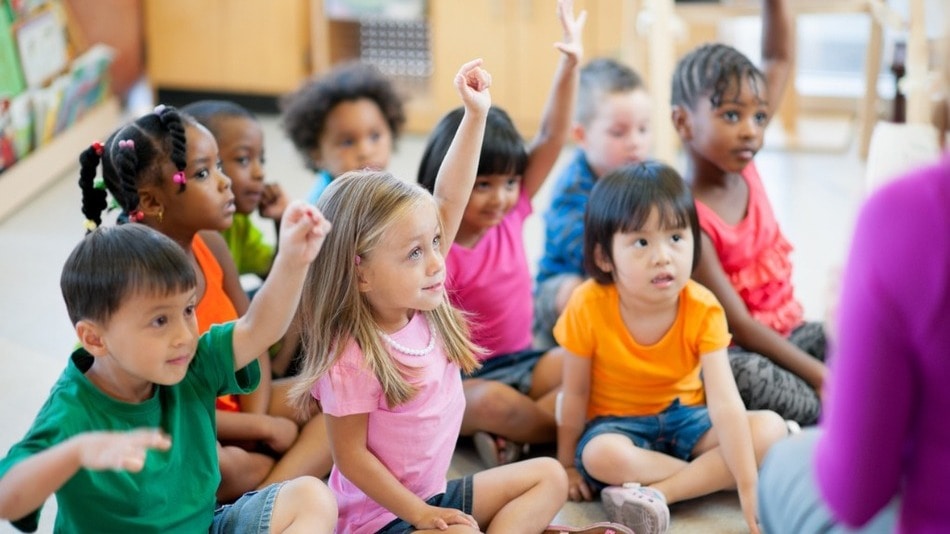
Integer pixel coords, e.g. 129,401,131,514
461,380,556,443
259,413,333,487
217,443,274,503
471,457,568,533
268,476,337,534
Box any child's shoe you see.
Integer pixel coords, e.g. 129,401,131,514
543,522,635,534
472,431,523,468
601,483,670,534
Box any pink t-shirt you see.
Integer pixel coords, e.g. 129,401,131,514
694,162,803,337
445,192,533,359
312,313,465,534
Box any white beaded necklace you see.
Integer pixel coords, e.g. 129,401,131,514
379,323,437,357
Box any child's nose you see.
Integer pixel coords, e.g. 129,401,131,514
217,169,232,190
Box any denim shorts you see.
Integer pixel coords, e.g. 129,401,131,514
575,399,712,492
376,476,474,533
464,349,545,394
212,481,285,534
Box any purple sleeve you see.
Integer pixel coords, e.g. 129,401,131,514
814,168,942,526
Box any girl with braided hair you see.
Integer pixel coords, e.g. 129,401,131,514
670,0,828,427
78,105,332,503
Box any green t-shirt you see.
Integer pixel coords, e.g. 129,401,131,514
221,213,275,277
0,322,260,533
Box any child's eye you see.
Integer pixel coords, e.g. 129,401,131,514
722,111,739,122
216,160,224,171
474,181,490,191
259,154,267,165
339,138,355,147
754,111,769,125
506,178,519,189
409,247,423,260
184,305,196,317
236,156,250,167
195,168,209,180
432,235,441,248
370,131,382,142
151,315,168,327
634,238,648,248
671,233,684,243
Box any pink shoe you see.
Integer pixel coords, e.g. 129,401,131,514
543,522,635,534
601,483,670,534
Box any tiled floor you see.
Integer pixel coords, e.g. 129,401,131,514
0,113,867,533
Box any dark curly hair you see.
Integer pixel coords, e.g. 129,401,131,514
280,62,405,171
671,43,766,110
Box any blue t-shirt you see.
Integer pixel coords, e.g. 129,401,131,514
306,170,334,206
536,149,597,285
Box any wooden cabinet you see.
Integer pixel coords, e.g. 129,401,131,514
144,0,311,95
426,0,623,136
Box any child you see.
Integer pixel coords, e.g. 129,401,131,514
670,0,827,426
73,105,332,502
182,100,288,280
416,0,584,469
555,162,787,534
0,211,337,532
280,61,405,204
288,59,627,534
534,57,652,350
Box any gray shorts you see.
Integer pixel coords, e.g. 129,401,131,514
464,348,545,394
532,273,579,350
212,481,285,534
376,476,474,533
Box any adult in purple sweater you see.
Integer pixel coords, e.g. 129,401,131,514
757,156,950,533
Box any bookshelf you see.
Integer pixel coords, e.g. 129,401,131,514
0,97,120,222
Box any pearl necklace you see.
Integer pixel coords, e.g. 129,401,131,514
379,324,437,357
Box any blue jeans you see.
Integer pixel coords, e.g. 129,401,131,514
212,481,285,534
376,476,474,533
575,399,712,491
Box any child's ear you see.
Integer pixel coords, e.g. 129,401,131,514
76,320,109,357
137,186,165,219
571,123,587,146
593,244,613,274
309,147,323,168
671,105,692,141
355,265,371,293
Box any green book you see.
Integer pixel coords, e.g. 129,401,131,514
0,2,26,97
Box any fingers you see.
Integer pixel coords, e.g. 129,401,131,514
130,428,172,451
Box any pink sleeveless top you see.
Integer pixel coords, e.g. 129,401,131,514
694,162,803,337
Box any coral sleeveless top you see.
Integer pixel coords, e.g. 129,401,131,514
694,162,804,337
193,234,242,411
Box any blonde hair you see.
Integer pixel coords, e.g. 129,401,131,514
289,171,482,414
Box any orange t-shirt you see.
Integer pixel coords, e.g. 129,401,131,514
694,162,803,336
553,279,731,419
193,234,241,412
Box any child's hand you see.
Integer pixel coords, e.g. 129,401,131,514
565,466,593,502
278,201,332,266
738,486,762,534
76,429,171,472
554,0,587,65
455,58,492,116
412,505,479,531
263,415,299,453
259,183,289,221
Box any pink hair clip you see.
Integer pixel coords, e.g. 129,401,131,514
91,141,104,156
172,171,186,185
129,210,145,222
118,139,134,150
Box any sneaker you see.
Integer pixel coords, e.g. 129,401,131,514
543,522,635,534
472,431,523,468
601,483,670,534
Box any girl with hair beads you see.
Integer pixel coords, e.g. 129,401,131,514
555,162,786,534
76,104,331,503
289,59,628,534
416,0,584,469
670,0,826,426
280,61,405,204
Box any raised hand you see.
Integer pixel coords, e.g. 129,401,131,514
554,0,587,64
77,429,171,472
278,200,332,266
455,58,492,116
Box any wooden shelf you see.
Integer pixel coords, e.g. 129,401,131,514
0,97,121,222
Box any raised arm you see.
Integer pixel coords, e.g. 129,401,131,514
433,59,491,253
232,201,331,370
522,0,586,199
760,0,793,122
693,233,826,391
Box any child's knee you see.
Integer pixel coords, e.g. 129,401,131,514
526,457,569,491
278,476,338,523
749,410,788,461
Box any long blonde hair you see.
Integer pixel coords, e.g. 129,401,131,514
289,171,482,414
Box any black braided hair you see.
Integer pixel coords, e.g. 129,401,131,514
671,43,766,111
80,105,195,225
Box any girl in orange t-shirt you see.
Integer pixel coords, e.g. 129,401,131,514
554,162,787,534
